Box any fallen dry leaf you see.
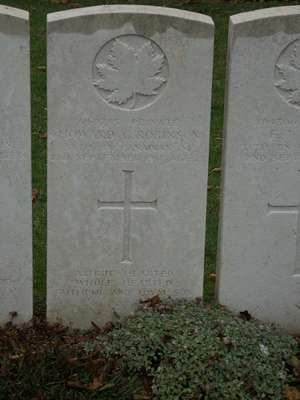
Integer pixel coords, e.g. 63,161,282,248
161,334,173,344
195,297,202,305
32,189,39,203
289,355,300,377
9,354,22,360
9,311,18,319
88,376,104,391
67,357,78,364
113,309,121,320
66,380,85,389
50,0,73,4
102,321,114,334
140,295,161,307
40,133,47,140
91,321,101,333
285,386,300,400
209,167,222,174
239,310,252,321
90,358,106,368
222,336,234,350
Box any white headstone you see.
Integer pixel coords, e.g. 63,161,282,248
217,6,300,333
47,5,214,328
0,6,32,325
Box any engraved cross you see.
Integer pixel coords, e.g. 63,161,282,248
97,170,158,264
268,197,300,276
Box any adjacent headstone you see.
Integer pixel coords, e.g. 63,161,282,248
217,6,300,333
0,6,32,324
47,5,214,328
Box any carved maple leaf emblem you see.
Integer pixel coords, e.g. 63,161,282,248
94,39,166,107
275,41,300,106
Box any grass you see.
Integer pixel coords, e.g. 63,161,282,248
0,0,299,312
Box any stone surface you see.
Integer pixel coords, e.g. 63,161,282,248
217,6,300,333
0,6,32,325
47,5,214,328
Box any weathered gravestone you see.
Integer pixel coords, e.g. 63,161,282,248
217,6,300,333
47,5,214,328
0,6,32,324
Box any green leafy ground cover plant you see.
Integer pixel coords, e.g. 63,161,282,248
0,300,299,399
85,301,299,400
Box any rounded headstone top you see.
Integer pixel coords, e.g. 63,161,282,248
0,5,28,20
230,6,300,25
47,5,213,26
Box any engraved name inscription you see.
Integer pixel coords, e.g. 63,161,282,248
241,119,300,162
49,117,203,162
